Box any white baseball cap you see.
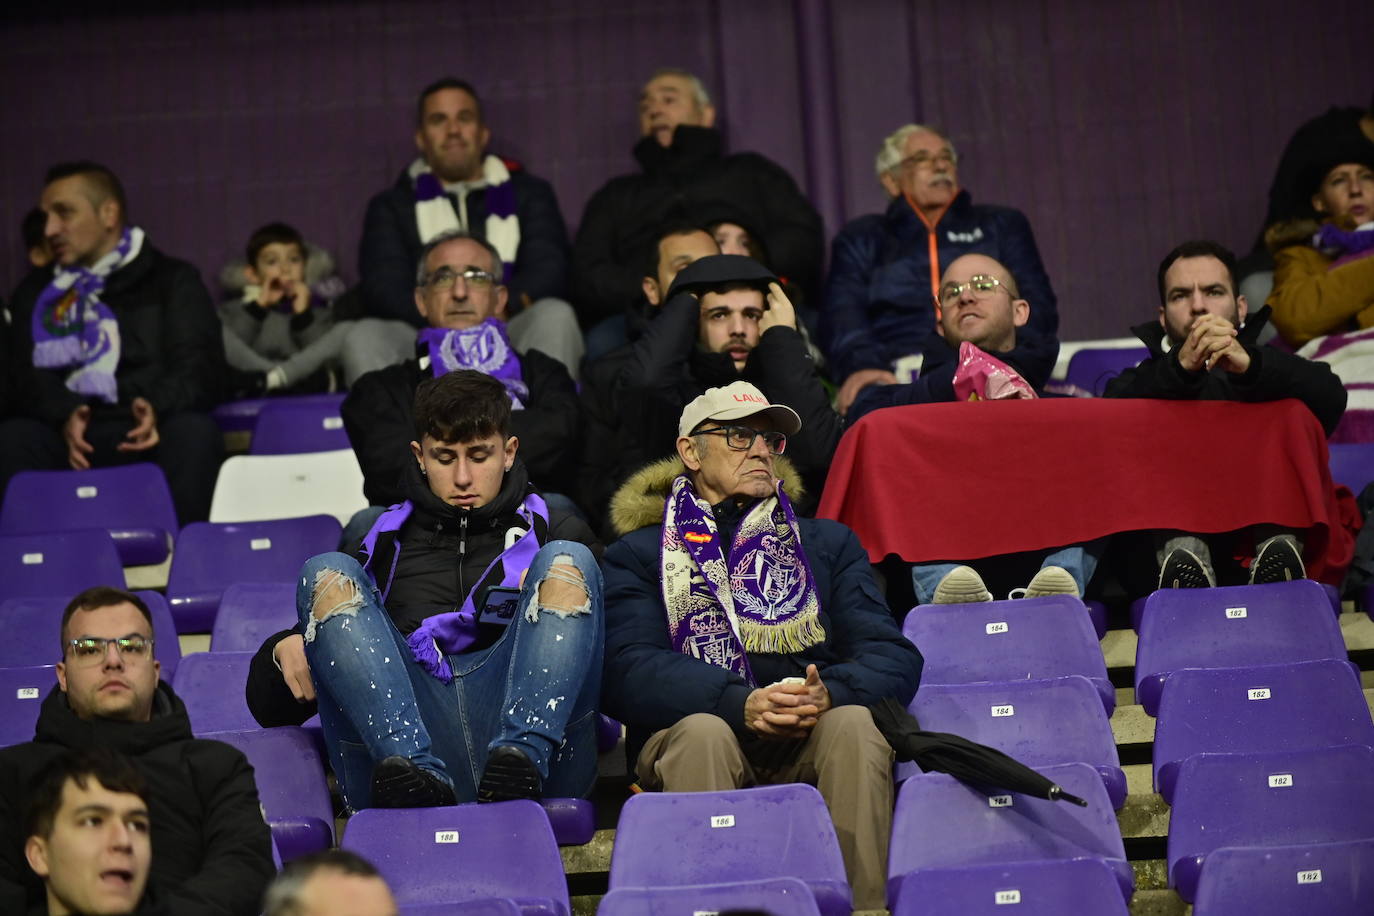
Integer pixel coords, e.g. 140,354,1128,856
678,382,803,438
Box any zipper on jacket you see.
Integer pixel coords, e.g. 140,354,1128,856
456,513,469,608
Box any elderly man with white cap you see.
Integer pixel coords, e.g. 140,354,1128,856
600,381,923,911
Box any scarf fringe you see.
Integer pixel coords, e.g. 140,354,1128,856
740,614,828,655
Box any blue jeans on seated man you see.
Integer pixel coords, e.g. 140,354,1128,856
296,541,604,810
911,541,1103,605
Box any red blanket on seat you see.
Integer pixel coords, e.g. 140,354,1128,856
817,398,1358,585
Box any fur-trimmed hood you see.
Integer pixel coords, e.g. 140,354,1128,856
608,454,806,538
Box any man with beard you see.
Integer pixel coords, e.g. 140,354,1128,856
1105,240,1346,588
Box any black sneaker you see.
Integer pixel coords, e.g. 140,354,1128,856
370,756,456,808
1250,536,1305,585
1158,547,1215,590
477,746,542,803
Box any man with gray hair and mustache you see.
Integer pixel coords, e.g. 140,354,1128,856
821,124,1059,414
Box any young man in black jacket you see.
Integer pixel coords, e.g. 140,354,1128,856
343,230,579,507
600,383,922,911
248,370,603,810
0,161,226,524
1105,239,1347,587
580,253,840,536
0,588,273,916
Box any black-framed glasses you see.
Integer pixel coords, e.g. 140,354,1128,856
65,635,154,667
424,266,497,290
695,425,787,455
938,274,1009,306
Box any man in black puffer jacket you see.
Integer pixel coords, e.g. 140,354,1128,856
248,370,602,811
571,69,823,327
0,588,273,916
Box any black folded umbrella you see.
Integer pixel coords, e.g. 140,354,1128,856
869,697,1088,806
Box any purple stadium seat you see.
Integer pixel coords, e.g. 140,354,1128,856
608,784,850,916
213,392,345,434
888,762,1132,904
1327,442,1374,496
599,878,822,916
0,465,178,566
1134,580,1346,716
538,797,595,847
172,651,261,733
342,800,569,914
165,514,341,632
1063,346,1148,396
0,665,55,747
1132,581,1341,631
1153,659,1374,804
210,582,298,652
204,726,333,861
0,591,182,679
0,529,124,602
1191,838,1374,916
898,676,1126,809
250,398,351,455
902,596,1113,714
401,901,522,916
596,714,622,754
1167,745,1374,902
888,858,1130,916
1082,599,1107,640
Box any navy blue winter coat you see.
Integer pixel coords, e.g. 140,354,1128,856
600,457,923,770
821,191,1058,381
358,163,571,325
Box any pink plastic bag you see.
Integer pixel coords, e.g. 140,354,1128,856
951,341,1038,401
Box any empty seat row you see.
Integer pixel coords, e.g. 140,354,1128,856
0,519,339,632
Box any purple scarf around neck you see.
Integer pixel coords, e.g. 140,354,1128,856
31,226,142,404
359,491,549,682
659,474,825,685
416,319,528,408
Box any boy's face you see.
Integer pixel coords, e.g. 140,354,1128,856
25,777,151,916
409,432,518,509
247,242,306,292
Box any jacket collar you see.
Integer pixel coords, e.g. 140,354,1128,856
34,681,192,754
885,188,972,233
1131,304,1274,358
401,456,532,533
634,125,724,176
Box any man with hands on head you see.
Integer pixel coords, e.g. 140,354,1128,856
1105,240,1346,588
600,383,922,910
0,161,225,524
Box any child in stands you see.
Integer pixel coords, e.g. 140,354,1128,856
220,222,351,395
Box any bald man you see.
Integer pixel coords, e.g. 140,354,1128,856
846,253,1060,423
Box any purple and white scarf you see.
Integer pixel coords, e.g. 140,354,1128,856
660,474,824,684
410,155,519,285
359,492,549,682
31,226,143,404
416,319,528,408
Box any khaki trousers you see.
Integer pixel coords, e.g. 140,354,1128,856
636,706,895,910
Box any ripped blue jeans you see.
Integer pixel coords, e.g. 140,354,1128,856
296,541,604,810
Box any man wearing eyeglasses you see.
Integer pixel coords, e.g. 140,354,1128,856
0,587,273,915
347,77,580,383
846,253,1059,424
822,124,1058,416
600,382,923,910
342,230,579,511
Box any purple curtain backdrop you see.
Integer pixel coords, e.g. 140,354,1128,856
1,0,1369,340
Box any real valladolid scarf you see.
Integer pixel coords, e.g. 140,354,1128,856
410,155,519,284
359,491,550,683
31,226,144,404
416,319,528,408
660,474,825,685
